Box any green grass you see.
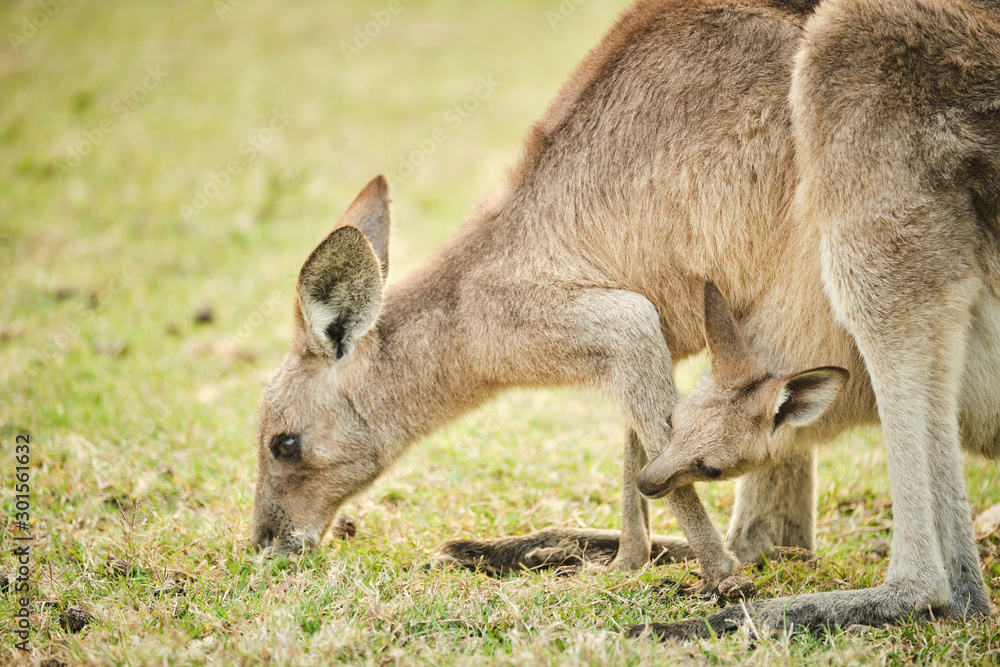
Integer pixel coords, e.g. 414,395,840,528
1,0,998,664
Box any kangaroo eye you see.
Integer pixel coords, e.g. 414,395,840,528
696,458,722,480
271,434,301,462
666,415,673,429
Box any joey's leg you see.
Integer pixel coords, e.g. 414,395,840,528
726,447,816,563
608,429,653,571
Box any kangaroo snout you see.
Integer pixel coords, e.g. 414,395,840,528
249,510,279,551
636,461,674,499
250,524,310,554
637,448,721,500
248,496,315,553
250,523,276,551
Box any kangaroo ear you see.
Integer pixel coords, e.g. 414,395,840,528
336,175,391,280
703,280,764,382
772,367,849,430
296,226,383,362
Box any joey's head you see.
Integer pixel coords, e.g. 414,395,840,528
250,176,393,553
636,281,848,499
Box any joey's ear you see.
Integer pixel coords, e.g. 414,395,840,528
336,175,391,280
771,367,849,430
703,280,764,381
296,225,382,361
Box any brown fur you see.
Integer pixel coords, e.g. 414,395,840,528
251,0,999,635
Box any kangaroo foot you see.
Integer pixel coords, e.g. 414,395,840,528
659,573,756,602
606,548,650,572
716,575,757,602
628,582,985,641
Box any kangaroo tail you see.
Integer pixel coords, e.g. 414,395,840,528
435,527,694,575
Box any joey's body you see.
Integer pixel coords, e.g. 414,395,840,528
252,0,1000,635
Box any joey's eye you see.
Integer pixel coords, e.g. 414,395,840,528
271,434,301,462
696,458,722,480
666,415,673,429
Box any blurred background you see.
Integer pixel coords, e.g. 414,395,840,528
1,0,642,519
1,0,996,662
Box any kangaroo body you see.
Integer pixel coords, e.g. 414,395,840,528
251,0,999,633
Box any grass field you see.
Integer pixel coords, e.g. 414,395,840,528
1,0,998,664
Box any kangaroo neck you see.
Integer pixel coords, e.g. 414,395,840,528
351,212,514,460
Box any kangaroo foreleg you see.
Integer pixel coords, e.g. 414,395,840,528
668,485,742,592
475,284,733,577
607,429,654,571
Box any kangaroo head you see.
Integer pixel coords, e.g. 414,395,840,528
636,281,848,499
250,176,392,553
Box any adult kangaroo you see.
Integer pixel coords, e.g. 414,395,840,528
250,0,999,632
629,0,1000,637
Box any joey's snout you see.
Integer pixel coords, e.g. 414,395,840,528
637,448,725,499
636,454,679,499
636,471,668,498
